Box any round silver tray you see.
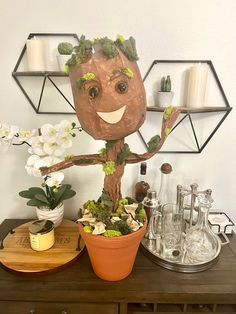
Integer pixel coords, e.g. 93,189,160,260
141,235,223,273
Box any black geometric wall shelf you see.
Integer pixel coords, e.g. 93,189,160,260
12,33,79,115
138,60,232,153
13,38,232,153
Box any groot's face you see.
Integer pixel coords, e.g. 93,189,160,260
69,50,146,140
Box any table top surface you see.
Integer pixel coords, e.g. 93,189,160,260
0,219,236,304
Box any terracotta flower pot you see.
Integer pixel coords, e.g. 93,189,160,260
78,221,147,281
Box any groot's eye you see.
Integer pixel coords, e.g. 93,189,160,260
115,81,128,94
88,86,99,99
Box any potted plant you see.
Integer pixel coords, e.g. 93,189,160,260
39,35,180,281
57,42,73,71
0,119,80,227
157,75,175,107
1,36,179,281
19,173,76,228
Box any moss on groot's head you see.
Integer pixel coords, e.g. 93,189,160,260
67,35,147,141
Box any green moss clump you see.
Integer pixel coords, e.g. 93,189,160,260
147,135,161,152
80,194,144,237
99,37,119,59
103,161,116,175
103,230,122,237
135,204,146,224
83,225,93,233
113,219,132,235
115,36,139,61
66,35,93,69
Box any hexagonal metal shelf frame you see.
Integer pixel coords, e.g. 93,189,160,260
12,33,79,115
138,60,232,153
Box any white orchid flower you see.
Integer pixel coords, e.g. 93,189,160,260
57,135,73,149
27,154,41,166
0,123,19,140
43,141,65,157
56,120,74,137
25,155,62,177
41,124,58,143
25,155,43,177
45,172,64,188
25,165,42,177
0,137,12,152
42,156,62,167
17,128,37,142
28,136,46,156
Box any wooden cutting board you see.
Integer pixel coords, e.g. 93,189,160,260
0,219,84,274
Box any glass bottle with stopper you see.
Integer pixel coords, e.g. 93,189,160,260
183,190,219,264
134,162,150,203
157,163,173,211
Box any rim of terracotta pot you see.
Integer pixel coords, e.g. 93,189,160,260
78,220,147,244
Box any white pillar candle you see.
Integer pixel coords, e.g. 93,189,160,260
186,64,208,108
26,38,46,71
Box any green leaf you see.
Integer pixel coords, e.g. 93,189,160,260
116,143,131,165
147,135,161,152
19,187,45,199
34,193,50,205
27,199,48,207
53,184,76,207
61,190,76,201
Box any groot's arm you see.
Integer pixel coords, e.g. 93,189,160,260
41,154,105,176
41,108,180,177
126,107,180,164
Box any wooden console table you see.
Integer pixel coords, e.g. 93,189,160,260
0,219,236,314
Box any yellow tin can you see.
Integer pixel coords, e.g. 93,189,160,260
29,220,55,251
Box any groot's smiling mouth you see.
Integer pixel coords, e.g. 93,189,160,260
97,105,126,124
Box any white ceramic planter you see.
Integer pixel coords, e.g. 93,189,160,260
156,91,174,107
57,55,71,71
36,203,64,228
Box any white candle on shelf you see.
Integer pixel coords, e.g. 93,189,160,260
26,37,45,71
186,63,208,108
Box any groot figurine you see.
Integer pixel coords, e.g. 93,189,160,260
42,35,179,209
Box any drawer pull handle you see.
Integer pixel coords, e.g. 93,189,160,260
61,311,68,314
29,310,36,314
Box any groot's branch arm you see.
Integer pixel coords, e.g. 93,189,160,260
126,107,180,164
41,108,180,178
41,154,105,176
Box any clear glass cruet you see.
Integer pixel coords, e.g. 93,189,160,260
184,190,219,264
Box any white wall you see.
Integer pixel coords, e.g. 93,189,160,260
0,0,235,228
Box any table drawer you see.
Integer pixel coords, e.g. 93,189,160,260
0,301,118,314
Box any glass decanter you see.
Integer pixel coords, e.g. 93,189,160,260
184,190,218,264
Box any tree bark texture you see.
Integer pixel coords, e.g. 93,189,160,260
103,138,125,208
